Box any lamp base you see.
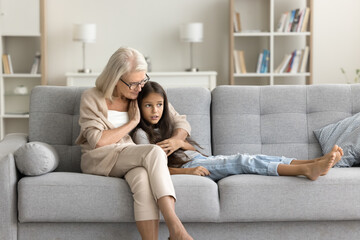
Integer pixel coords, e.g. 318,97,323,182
185,67,199,72
78,68,92,73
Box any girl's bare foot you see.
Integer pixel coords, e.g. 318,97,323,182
305,153,335,181
320,145,343,175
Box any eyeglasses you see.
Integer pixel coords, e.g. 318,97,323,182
120,74,150,90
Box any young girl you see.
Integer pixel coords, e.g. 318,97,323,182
132,82,343,181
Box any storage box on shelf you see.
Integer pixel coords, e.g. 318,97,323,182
229,0,313,85
0,0,46,139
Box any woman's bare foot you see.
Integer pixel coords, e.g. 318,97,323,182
169,229,193,240
305,153,335,180
168,221,193,240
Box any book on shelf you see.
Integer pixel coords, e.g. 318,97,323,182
30,52,41,74
300,8,310,32
2,54,13,74
283,12,291,32
7,55,14,74
297,49,305,72
274,54,292,73
290,50,302,73
296,8,305,32
2,54,10,74
291,9,300,32
276,7,310,32
262,49,270,73
275,46,309,74
233,50,247,74
256,49,269,74
238,50,247,73
276,12,288,32
233,50,240,74
299,46,309,72
256,53,263,73
286,51,296,72
233,11,242,32
286,9,296,32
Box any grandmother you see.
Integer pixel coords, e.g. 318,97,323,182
76,47,193,240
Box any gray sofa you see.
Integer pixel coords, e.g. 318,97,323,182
1,84,360,240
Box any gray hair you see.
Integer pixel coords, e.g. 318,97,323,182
95,47,148,100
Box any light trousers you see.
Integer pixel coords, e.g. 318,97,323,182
109,144,175,221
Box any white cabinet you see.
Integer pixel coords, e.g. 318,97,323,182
0,0,46,139
1,0,40,36
66,71,217,90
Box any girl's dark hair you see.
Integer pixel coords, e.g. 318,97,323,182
132,81,195,167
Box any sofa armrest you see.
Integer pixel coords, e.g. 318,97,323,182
0,133,28,240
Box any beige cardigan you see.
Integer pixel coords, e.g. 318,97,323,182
76,87,191,176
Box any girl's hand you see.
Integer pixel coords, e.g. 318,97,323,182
128,100,140,125
156,138,184,156
186,166,210,176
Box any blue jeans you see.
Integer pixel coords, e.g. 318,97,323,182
181,153,294,181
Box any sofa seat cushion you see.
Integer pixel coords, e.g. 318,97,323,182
218,168,360,222
170,175,220,222
18,172,219,223
18,172,134,223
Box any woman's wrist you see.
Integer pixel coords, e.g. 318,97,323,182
180,139,186,149
128,119,139,129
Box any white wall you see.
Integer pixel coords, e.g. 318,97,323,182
47,0,229,86
46,0,360,86
313,0,360,84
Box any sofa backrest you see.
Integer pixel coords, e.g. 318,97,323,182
29,86,86,172
29,86,212,172
166,87,212,155
211,85,360,160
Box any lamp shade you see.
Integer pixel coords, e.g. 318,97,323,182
73,24,96,43
180,23,203,43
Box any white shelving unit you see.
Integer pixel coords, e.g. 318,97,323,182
229,0,313,85
0,0,46,139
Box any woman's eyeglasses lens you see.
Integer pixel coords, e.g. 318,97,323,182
128,75,150,90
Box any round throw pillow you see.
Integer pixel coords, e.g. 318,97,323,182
14,142,59,176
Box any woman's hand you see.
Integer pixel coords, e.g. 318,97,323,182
186,166,210,176
128,100,140,125
156,138,184,156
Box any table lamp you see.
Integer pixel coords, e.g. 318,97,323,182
73,23,96,73
180,22,203,72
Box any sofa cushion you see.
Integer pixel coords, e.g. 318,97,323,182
211,85,359,161
170,175,219,222
29,86,212,173
314,112,360,167
166,87,212,155
14,142,59,176
18,173,219,223
218,168,360,222
29,86,86,173
18,172,134,223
